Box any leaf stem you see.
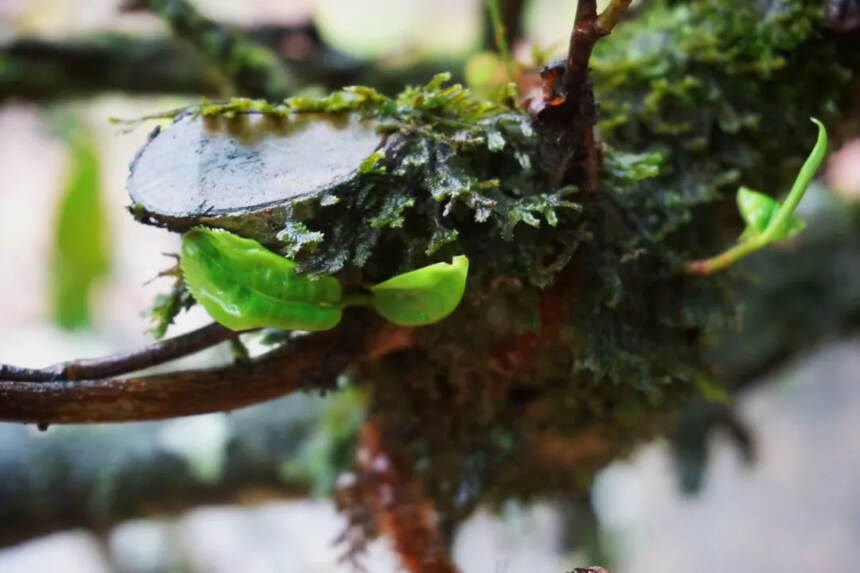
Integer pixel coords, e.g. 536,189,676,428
761,118,828,242
340,294,374,308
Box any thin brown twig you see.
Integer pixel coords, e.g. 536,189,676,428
557,0,631,194
0,330,345,424
0,322,236,382
563,0,600,102
0,317,417,425
564,0,632,106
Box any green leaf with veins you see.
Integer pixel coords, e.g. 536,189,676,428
181,228,342,331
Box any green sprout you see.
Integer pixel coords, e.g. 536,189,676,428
685,118,828,275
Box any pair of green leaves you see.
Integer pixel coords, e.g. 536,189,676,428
180,228,469,331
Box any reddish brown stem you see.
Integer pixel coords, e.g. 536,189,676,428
534,0,629,193
564,0,602,103
0,322,236,382
0,331,343,424
339,419,458,573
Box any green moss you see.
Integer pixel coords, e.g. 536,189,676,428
148,277,194,339
593,0,854,255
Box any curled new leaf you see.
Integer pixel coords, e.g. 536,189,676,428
181,228,342,331
370,256,469,326
736,186,805,241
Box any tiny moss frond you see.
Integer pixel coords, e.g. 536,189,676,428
148,278,194,339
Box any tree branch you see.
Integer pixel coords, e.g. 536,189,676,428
534,0,631,191
0,330,347,424
562,0,631,193
0,322,235,382
563,0,600,101
0,28,461,103
563,0,631,111
144,0,294,99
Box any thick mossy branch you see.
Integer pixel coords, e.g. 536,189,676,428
3,0,856,554
323,0,856,522
123,4,857,512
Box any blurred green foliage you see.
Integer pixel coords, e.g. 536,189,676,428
51,121,110,330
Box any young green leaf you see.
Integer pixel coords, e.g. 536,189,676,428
181,228,343,331
736,186,805,241
686,118,827,275
370,255,469,326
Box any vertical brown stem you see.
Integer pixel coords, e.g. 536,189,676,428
564,0,602,102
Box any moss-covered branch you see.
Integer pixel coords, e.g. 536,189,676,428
2,0,859,562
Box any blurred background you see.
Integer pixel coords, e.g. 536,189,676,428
1,0,859,571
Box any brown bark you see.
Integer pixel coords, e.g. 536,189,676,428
0,323,235,382
0,330,345,424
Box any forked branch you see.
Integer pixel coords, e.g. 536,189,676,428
564,0,631,100
0,319,415,424
0,330,346,424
